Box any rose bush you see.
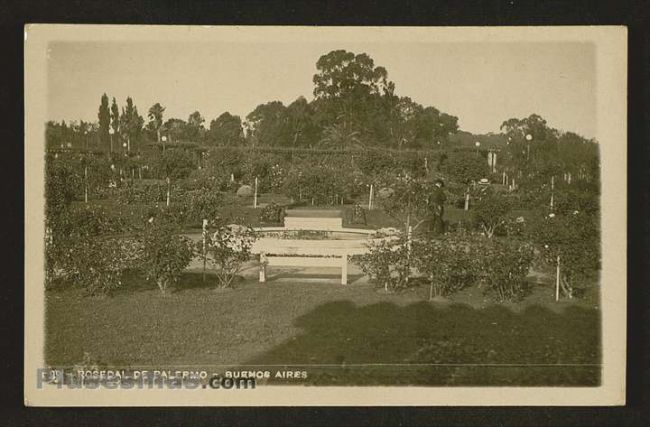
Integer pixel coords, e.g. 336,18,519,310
258,202,285,224
526,211,600,297
477,238,534,302
206,223,257,289
357,234,410,293
140,217,194,295
181,189,223,227
359,231,534,302
472,192,512,238
412,233,480,299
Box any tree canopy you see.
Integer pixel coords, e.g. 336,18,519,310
45,49,597,161
207,112,244,146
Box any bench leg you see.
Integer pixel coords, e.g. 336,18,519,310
341,253,348,285
259,252,266,283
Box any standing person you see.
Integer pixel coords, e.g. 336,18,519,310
429,178,446,235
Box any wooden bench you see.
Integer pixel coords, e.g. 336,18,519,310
258,245,351,285
253,210,370,285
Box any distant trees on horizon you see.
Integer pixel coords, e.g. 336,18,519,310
45,49,596,154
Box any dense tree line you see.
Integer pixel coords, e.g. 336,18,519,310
46,50,600,170
46,49,463,151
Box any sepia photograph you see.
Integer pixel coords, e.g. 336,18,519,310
24,25,627,406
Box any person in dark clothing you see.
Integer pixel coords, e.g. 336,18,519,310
429,178,446,235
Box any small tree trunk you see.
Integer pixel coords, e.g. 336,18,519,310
561,275,573,299
158,277,168,295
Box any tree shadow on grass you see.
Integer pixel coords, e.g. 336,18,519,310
113,270,225,295
244,300,601,386
173,271,222,292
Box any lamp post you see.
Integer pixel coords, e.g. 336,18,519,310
474,141,480,156
525,133,533,160
161,135,167,153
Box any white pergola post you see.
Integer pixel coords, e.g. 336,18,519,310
202,219,208,282
259,252,266,283
555,255,561,301
254,177,258,209
341,252,348,285
84,165,88,203
166,177,171,207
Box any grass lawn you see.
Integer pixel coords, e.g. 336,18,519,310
45,269,600,386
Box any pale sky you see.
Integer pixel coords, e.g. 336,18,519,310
47,40,596,138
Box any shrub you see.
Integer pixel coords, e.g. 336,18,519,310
357,234,410,292
140,218,194,295
412,233,480,299
182,189,223,226
374,175,430,233
45,201,140,289
207,224,256,289
240,153,286,191
183,166,235,192
68,236,130,296
152,148,197,180
477,238,534,302
259,202,285,224
268,163,287,191
526,211,600,297
504,216,526,237
472,192,512,237
374,231,535,302
441,151,489,184
205,147,245,172
53,228,141,296
552,188,600,216
282,165,345,205
45,160,80,219
115,182,166,205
